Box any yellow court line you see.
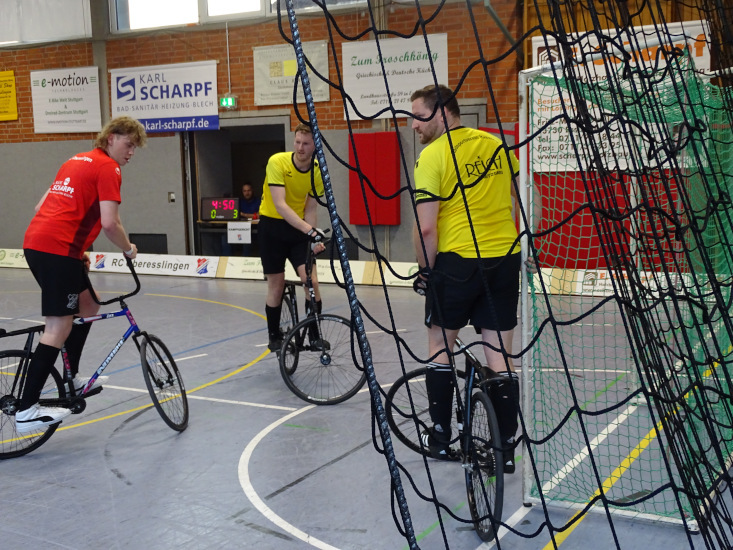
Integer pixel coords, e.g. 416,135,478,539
145,293,266,320
35,293,271,433
542,361,718,548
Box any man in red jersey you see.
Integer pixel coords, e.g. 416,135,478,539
16,116,147,434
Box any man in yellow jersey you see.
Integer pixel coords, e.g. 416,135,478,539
411,84,520,471
259,123,327,353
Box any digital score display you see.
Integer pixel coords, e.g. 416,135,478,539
201,197,239,220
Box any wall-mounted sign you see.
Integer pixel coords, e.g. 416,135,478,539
30,66,101,133
110,61,219,133
0,70,18,122
529,21,711,172
341,34,448,120
253,41,329,106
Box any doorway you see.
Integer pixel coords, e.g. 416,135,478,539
190,117,289,256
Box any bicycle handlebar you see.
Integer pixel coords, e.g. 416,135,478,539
88,256,142,306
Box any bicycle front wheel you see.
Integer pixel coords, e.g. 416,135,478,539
465,390,504,542
0,350,65,459
279,315,366,405
385,367,465,459
140,334,189,431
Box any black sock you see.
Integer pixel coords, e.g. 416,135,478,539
63,321,91,378
305,300,322,340
265,304,283,340
425,362,454,440
19,343,60,411
490,372,519,447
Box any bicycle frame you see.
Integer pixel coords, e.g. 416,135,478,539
63,302,143,397
454,337,501,467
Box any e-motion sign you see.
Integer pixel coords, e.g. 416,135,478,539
110,61,218,133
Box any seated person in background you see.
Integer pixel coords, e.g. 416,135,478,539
239,182,261,218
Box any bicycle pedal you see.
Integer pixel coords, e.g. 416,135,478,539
83,386,103,398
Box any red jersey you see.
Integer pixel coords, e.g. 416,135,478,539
23,148,122,259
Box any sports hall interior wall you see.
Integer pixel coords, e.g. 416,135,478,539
0,2,521,260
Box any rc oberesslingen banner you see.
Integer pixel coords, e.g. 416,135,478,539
110,61,218,134
30,67,101,133
342,34,448,120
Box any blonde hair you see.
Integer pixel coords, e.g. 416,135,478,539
94,116,147,149
294,122,312,136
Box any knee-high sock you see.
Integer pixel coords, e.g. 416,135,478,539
63,321,91,378
19,343,60,411
305,299,322,340
490,371,519,447
266,304,283,339
425,362,454,438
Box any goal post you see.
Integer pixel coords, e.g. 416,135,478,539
518,24,733,531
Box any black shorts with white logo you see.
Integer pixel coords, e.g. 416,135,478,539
24,249,89,317
425,251,520,332
257,215,311,275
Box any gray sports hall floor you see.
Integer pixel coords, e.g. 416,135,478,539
0,268,706,549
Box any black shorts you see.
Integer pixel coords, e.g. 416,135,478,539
425,251,520,331
24,249,90,317
258,215,311,275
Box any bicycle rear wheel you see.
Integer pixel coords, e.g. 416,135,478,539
0,350,65,459
465,390,504,542
280,293,296,336
279,314,366,405
385,367,465,459
140,334,189,431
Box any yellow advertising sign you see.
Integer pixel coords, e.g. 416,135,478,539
0,70,18,121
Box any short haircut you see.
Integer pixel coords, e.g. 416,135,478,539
94,116,147,149
294,122,312,136
410,84,460,118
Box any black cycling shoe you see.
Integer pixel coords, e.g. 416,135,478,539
268,337,283,353
420,427,452,460
310,338,331,352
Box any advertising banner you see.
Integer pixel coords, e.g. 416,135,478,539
110,61,218,133
341,34,448,120
30,67,101,133
0,70,18,122
89,253,219,278
0,249,27,268
253,41,329,106
529,21,710,172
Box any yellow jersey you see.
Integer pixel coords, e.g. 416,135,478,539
259,152,324,219
414,127,519,258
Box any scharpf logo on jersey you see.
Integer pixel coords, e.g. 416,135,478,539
94,254,106,269
196,258,210,275
116,75,136,101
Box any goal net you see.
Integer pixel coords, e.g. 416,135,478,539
521,23,733,535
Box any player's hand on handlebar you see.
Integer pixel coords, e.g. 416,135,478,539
123,243,138,259
308,227,327,253
413,266,430,296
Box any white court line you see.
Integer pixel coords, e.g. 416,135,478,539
174,353,207,362
104,385,296,412
476,403,638,549
238,405,344,550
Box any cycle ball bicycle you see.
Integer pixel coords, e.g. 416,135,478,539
0,257,189,459
277,236,367,405
385,336,505,542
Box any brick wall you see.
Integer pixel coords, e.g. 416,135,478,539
0,2,521,144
